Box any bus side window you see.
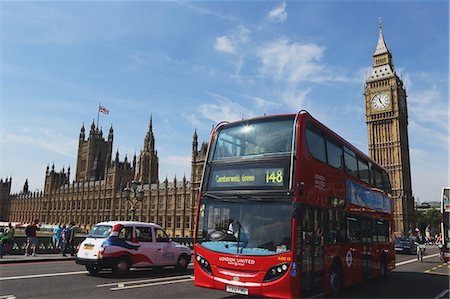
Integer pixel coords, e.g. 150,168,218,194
357,157,370,184
343,147,358,178
347,216,361,243
376,220,388,243
306,125,326,163
327,210,345,244
361,217,373,243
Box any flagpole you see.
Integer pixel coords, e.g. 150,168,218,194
97,102,100,129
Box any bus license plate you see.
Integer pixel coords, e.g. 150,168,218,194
226,285,248,295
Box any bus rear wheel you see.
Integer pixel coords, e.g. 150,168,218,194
329,264,343,295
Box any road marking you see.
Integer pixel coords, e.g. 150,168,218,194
110,277,194,291
97,274,194,288
0,271,87,281
0,295,16,299
395,253,439,267
433,289,449,299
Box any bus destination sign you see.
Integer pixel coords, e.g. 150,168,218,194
209,167,286,189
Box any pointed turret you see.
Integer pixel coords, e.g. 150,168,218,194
373,17,389,56
108,124,114,141
136,115,159,184
192,129,198,157
80,123,85,140
23,179,29,194
90,120,95,134
115,149,120,163
366,17,395,83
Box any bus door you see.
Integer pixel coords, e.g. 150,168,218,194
345,215,362,285
361,217,373,280
300,206,324,296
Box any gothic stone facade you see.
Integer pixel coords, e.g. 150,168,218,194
2,119,207,237
364,22,415,234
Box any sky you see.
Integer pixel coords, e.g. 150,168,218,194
0,1,448,203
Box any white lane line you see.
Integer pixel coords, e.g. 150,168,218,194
97,274,194,288
0,295,16,299
0,271,88,281
433,288,449,299
395,253,439,267
110,277,194,291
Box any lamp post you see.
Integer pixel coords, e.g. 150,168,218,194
122,180,144,221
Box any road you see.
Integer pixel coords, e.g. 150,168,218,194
0,246,448,299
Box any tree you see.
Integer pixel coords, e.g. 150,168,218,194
414,208,442,235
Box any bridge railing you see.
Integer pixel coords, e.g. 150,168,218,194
2,236,195,255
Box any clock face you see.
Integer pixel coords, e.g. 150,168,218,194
371,93,390,111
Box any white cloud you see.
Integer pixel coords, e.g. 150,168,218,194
161,155,191,167
215,36,236,54
268,2,287,23
250,96,281,111
183,113,201,128
199,93,254,122
3,131,77,158
408,86,448,136
257,38,325,84
214,25,250,55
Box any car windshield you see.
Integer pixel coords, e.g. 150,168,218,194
196,196,292,256
88,225,112,238
211,116,295,161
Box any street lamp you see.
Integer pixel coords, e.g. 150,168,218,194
122,180,144,221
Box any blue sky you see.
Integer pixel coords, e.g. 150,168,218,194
0,1,448,203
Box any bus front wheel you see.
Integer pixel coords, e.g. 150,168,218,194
329,263,343,295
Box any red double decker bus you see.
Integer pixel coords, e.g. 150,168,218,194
194,111,395,298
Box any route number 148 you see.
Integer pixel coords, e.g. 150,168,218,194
266,170,283,184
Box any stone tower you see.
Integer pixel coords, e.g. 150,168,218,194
75,121,113,182
0,177,12,221
136,116,159,184
364,19,415,234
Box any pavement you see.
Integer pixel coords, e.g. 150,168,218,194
0,253,76,264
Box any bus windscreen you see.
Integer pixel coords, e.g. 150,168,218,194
211,116,295,161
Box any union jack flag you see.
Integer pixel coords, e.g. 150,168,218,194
99,105,109,115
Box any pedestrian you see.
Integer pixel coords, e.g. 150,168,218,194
61,224,68,257
68,222,76,256
435,233,444,261
2,223,15,255
425,224,431,244
52,224,62,252
24,219,40,257
0,227,4,258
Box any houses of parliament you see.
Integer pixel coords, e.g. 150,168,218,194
0,21,415,236
0,118,207,237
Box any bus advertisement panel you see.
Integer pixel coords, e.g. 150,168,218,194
194,111,395,298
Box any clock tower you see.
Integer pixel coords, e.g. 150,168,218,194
364,19,415,235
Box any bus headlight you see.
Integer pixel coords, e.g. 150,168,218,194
196,253,212,274
263,262,290,282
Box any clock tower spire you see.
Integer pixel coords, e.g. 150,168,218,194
364,18,415,235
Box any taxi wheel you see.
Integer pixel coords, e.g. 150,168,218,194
86,265,100,276
113,257,131,276
175,254,189,271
